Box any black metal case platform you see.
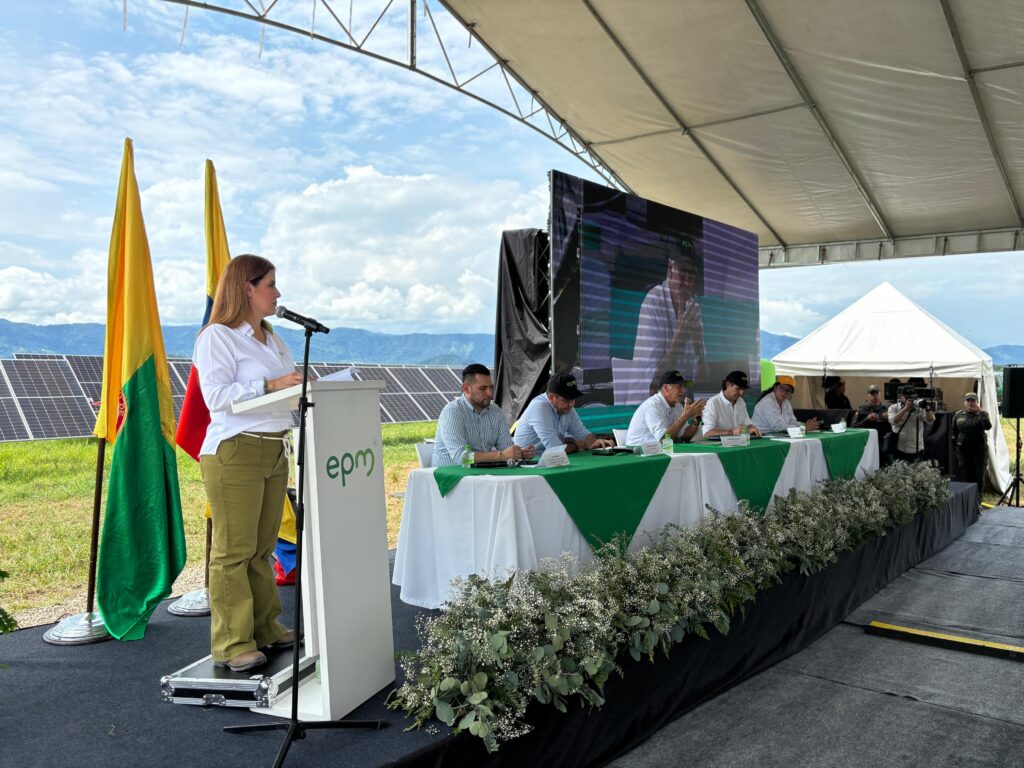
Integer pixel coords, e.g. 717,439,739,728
160,644,317,708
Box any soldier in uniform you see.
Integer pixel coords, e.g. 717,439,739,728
952,392,992,493
854,384,892,464
855,384,889,425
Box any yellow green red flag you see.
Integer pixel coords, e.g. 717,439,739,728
94,138,186,640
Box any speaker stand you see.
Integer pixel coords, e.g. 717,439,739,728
997,416,1022,508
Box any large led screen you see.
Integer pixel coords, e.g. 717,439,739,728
550,170,760,405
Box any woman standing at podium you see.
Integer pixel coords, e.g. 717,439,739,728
193,254,303,673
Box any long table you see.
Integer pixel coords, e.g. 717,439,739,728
393,430,878,609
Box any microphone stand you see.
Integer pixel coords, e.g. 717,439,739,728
224,325,385,767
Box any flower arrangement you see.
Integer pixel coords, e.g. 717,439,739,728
388,461,950,752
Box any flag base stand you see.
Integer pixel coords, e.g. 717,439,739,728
168,588,210,617
43,611,110,646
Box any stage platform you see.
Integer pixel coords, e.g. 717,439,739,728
2,486,1019,768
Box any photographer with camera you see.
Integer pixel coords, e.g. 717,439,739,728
887,385,936,463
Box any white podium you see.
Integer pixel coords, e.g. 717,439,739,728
232,379,395,720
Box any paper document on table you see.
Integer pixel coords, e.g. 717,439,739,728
318,367,356,382
721,434,750,447
831,422,847,433
538,445,570,467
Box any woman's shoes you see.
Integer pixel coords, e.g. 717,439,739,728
267,629,296,649
214,649,267,672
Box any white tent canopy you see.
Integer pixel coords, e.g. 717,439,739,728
772,281,1010,490
445,0,1024,267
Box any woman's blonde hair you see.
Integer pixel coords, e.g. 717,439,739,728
205,254,276,332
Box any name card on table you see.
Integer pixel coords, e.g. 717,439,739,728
787,427,804,438
640,442,663,456
721,434,750,447
830,422,847,433
538,445,570,468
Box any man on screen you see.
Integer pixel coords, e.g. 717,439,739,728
514,373,614,456
702,370,762,438
626,370,706,446
432,363,534,467
633,237,708,394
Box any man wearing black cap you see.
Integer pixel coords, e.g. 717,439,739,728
514,372,614,456
702,370,762,438
952,392,992,492
855,385,888,424
625,370,707,446
887,385,935,462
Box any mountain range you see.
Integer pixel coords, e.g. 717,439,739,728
0,318,493,365
0,319,1020,367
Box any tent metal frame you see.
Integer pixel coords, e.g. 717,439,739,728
152,0,626,192
148,0,1024,269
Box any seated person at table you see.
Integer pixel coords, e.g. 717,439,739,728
514,372,614,456
702,370,763,438
854,384,889,426
751,375,819,434
432,363,534,467
824,376,853,410
625,370,707,446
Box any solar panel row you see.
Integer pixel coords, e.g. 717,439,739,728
0,355,463,443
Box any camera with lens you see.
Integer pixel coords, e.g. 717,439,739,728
913,398,935,411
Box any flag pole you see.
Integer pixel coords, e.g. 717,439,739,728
43,437,111,645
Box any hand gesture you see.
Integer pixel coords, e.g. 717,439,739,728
682,397,706,421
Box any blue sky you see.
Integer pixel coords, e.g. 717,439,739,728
0,1,1021,348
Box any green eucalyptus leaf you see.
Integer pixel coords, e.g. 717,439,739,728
438,677,459,692
473,671,488,690
434,700,455,725
468,691,488,705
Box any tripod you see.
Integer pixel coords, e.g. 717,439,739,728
997,416,1022,508
224,326,385,767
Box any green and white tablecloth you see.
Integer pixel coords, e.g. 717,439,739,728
394,430,878,608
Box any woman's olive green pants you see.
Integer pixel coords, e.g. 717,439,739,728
201,432,289,662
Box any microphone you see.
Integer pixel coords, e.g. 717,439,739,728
274,305,330,334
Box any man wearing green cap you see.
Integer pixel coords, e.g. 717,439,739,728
952,392,992,492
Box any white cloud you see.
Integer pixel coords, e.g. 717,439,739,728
758,298,827,338
260,166,546,332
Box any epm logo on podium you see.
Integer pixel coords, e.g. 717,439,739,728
325,447,376,487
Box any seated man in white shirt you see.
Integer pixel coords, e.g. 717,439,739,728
751,375,820,434
626,370,707,446
514,372,614,456
702,369,763,437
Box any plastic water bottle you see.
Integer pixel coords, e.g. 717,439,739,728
662,433,674,453
461,444,473,469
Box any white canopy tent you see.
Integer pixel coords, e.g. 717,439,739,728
772,282,1010,491
163,0,1024,268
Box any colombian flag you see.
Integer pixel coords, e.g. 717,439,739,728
95,138,186,640
175,159,232,461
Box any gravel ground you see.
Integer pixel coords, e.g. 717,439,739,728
13,564,207,629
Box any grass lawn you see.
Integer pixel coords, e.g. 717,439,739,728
0,420,436,619
1,417,1020,622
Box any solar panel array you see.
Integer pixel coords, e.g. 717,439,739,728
0,353,464,443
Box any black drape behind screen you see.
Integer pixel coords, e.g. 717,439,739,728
493,229,551,426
